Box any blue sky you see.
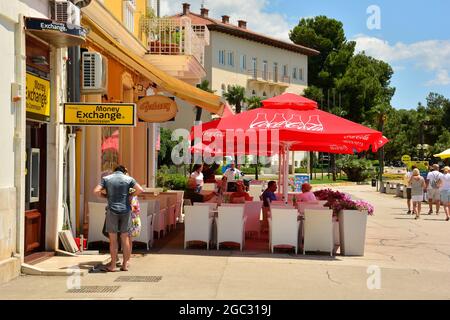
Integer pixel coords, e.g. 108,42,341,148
162,0,450,110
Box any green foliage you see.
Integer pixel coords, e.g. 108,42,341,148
335,53,395,123
223,85,246,114
156,173,188,190
336,155,374,182
158,128,179,167
196,80,215,93
240,166,261,175
245,96,262,110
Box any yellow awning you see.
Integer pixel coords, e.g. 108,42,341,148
82,16,224,115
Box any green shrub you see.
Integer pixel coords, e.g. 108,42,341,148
336,156,373,182
156,173,188,190
240,166,261,175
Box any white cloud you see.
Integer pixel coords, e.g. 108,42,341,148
427,69,450,86
353,34,450,86
160,0,293,41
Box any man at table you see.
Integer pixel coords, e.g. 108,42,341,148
260,181,277,232
223,162,244,192
230,182,253,203
185,177,216,203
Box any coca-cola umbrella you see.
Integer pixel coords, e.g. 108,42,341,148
191,93,389,200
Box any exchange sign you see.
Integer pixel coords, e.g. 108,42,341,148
63,103,136,126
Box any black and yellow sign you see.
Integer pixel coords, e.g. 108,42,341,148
63,103,136,126
26,72,51,122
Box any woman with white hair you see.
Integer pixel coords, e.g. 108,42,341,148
409,168,426,220
438,166,450,221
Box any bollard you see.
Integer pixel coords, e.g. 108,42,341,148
396,184,403,198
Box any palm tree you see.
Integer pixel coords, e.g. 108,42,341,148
245,96,262,110
223,85,246,114
195,80,215,122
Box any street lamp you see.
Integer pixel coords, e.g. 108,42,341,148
416,144,429,161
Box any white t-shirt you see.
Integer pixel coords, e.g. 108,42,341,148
224,168,242,182
439,173,450,191
426,171,442,189
190,171,204,187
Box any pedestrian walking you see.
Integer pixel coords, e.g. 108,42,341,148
438,166,450,221
94,165,144,272
426,164,442,215
404,166,417,214
409,168,426,219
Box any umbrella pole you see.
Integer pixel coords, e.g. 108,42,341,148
278,147,282,196
283,145,289,204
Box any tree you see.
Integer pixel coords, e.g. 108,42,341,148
195,80,215,122
223,85,246,114
290,16,355,93
158,128,178,167
335,53,395,123
245,96,262,110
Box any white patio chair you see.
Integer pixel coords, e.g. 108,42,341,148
184,206,214,250
153,197,166,239
303,208,334,256
87,202,108,245
244,201,263,239
131,201,155,250
269,208,300,254
248,185,262,200
193,202,218,212
298,203,325,216
220,203,245,207
216,206,247,251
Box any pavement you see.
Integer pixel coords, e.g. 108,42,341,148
0,184,449,300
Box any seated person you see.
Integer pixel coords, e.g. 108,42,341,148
261,181,278,208
230,182,253,203
297,183,317,202
184,177,216,203
202,163,219,183
217,176,228,196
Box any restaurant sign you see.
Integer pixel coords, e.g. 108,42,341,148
137,96,178,123
26,72,51,122
63,103,136,126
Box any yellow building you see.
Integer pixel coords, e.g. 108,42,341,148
78,0,224,237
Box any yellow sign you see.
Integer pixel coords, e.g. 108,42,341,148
401,155,411,163
63,103,136,126
406,161,429,171
26,72,50,121
137,96,178,123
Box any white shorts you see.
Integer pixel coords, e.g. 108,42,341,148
427,189,440,201
412,195,423,202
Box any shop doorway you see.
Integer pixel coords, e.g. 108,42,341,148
24,122,47,256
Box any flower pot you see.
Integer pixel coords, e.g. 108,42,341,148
338,209,368,256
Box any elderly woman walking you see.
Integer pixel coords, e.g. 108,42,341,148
409,168,426,220
438,166,450,221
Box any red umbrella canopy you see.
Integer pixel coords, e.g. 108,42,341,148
191,93,388,155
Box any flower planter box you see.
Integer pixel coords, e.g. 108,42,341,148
338,209,368,256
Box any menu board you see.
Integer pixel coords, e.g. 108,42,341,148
294,175,310,192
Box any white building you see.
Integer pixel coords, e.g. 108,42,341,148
0,0,90,284
165,3,319,172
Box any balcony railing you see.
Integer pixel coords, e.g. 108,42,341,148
140,16,209,66
247,69,291,85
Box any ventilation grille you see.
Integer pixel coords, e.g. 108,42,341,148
67,286,120,294
115,276,162,283
52,1,81,25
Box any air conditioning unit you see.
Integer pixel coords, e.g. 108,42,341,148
51,0,81,26
82,52,108,94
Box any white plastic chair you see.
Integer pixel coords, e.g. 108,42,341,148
131,201,155,250
244,201,263,239
153,197,166,239
193,202,218,212
184,206,214,250
269,208,300,254
303,208,334,256
87,202,108,245
248,185,262,200
298,203,325,216
216,206,246,251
